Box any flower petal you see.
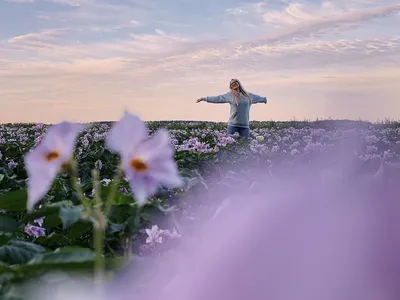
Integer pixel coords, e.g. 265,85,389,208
106,111,148,154
126,173,159,206
148,159,183,187
24,121,85,211
108,113,182,206
44,122,85,159
134,130,182,186
136,129,174,161
27,176,54,211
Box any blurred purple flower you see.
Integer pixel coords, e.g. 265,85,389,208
25,225,46,238
24,121,85,211
106,112,182,205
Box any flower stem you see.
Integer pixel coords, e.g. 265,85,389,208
104,166,123,217
92,168,102,210
93,219,105,300
70,159,92,214
125,236,132,259
94,219,105,281
92,169,105,283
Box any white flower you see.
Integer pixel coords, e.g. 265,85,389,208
145,225,181,245
101,178,112,186
145,225,165,244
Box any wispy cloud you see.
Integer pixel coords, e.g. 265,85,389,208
246,3,400,44
7,28,72,43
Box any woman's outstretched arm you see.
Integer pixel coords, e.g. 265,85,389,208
196,93,231,104
249,92,267,104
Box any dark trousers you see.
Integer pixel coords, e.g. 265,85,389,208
227,125,250,138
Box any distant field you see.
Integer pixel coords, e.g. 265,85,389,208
3,118,400,129
0,119,399,298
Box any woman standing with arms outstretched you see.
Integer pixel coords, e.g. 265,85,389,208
196,78,267,138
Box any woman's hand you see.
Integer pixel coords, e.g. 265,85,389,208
196,98,204,103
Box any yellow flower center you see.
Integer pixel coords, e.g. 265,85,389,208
44,150,60,162
130,157,148,172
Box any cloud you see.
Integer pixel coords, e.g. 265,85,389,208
262,2,339,26
87,20,142,33
225,7,249,15
1,33,399,82
248,36,400,57
226,2,265,15
10,0,153,35
5,0,101,7
1,0,400,122
247,3,400,45
3,0,35,3
7,28,72,43
2,7,399,74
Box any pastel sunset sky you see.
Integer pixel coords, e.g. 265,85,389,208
0,0,399,124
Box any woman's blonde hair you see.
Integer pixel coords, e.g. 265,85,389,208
230,78,252,105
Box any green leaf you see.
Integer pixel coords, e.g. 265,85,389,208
134,214,141,226
0,261,16,285
101,186,133,205
106,222,126,234
0,234,11,246
43,232,70,247
30,247,94,264
0,240,46,265
141,206,163,221
0,261,15,274
67,220,92,240
59,206,83,229
0,190,27,211
22,200,74,223
0,215,19,233
115,193,134,205
108,204,138,224
14,247,95,276
43,213,62,230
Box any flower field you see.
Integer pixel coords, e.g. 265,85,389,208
0,116,400,299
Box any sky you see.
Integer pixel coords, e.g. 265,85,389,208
0,0,399,124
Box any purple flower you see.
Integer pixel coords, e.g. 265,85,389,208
34,123,45,131
145,225,165,244
106,112,182,205
25,225,46,238
24,121,85,211
81,135,90,148
34,217,44,227
145,225,181,245
7,160,17,169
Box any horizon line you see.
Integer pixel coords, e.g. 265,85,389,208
1,118,400,126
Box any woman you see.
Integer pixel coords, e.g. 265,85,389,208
196,78,267,138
